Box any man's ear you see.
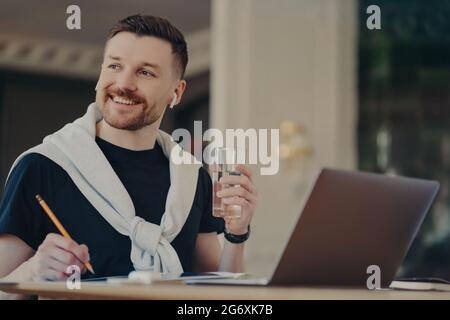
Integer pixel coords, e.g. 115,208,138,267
170,80,187,108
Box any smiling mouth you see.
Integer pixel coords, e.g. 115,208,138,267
108,94,143,106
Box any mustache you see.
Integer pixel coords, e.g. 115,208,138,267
106,89,145,103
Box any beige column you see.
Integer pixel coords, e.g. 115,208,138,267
210,0,358,276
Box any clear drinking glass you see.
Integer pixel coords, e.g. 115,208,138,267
210,147,243,219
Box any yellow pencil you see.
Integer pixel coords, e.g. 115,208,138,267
35,194,95,274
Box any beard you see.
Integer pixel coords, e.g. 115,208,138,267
98,89,164,131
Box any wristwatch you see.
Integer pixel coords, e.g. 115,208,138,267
224,225,251,244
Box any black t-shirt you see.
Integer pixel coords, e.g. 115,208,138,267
0,137,224,278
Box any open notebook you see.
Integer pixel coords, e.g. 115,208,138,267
390,278,450,292
80,271,246,285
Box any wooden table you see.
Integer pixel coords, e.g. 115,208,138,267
1,281,449,300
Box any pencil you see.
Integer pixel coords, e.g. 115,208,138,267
35,194,95,274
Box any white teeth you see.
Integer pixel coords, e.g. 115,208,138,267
112,96,139,105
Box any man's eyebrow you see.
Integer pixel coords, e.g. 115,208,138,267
141,62,161,70
106,55,160,70
107,55,121,61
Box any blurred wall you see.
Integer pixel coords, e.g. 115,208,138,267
0,72,95,186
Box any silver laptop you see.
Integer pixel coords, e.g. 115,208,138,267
187,168,440,287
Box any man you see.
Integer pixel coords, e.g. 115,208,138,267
0,15,257,297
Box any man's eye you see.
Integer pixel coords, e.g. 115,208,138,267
108,64,120,70
140,70,155,77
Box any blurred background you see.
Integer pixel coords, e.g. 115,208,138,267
0,0,448,279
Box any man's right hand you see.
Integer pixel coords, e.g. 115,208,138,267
28,233,90,281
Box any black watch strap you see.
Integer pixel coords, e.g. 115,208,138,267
224,225,250,244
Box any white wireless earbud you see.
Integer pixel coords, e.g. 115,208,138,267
95,81,99,91
169,93,177,109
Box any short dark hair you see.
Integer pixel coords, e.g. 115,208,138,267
107,14,188,79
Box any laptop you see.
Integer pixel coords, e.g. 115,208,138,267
187,168,440,288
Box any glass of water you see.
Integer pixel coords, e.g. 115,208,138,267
210,147,243,219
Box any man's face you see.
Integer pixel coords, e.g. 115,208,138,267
96,32,179,131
